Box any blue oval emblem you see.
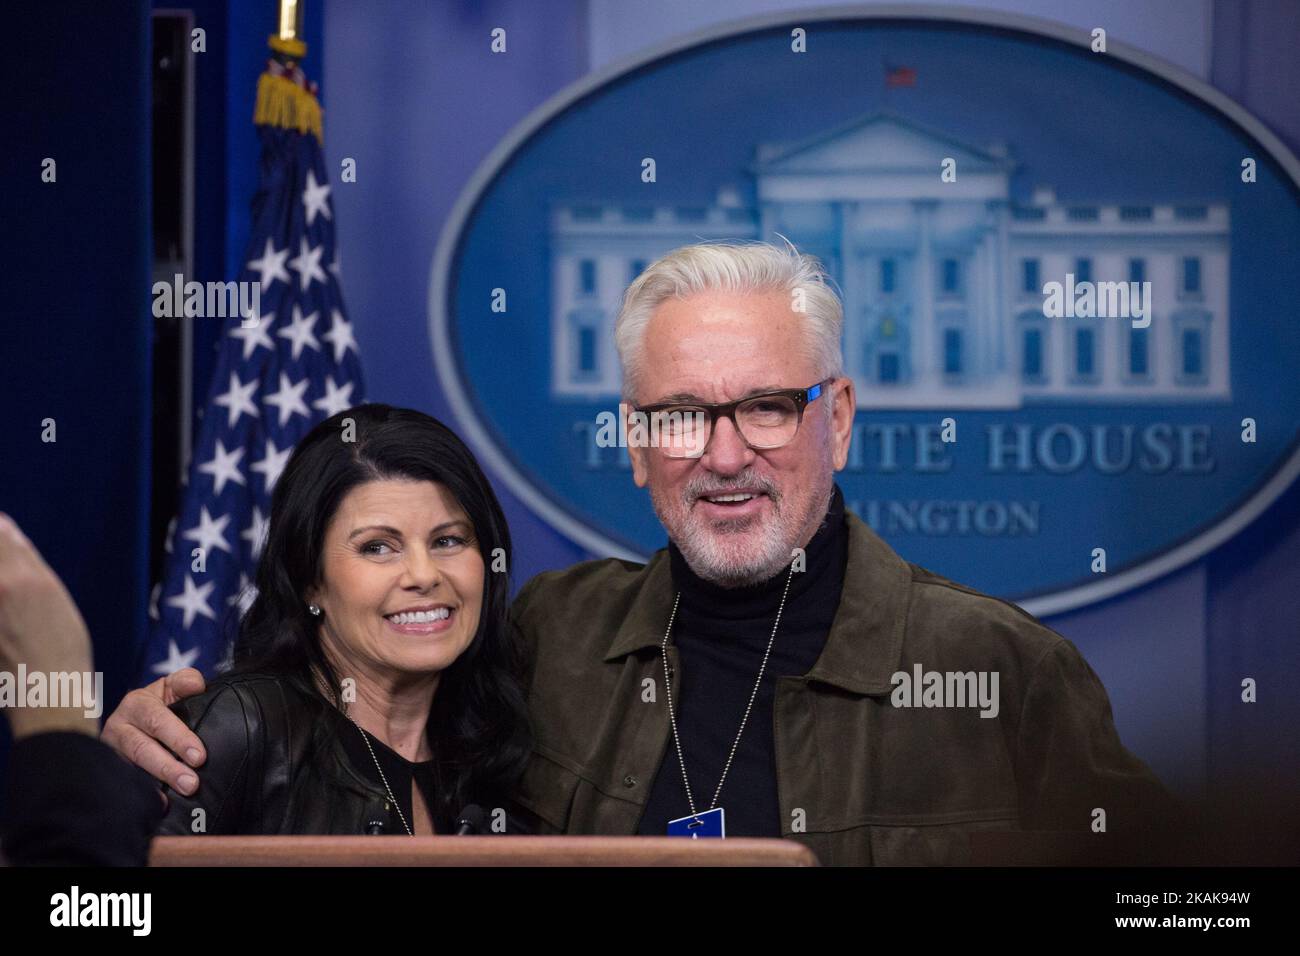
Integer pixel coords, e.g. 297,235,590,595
431,10,1300,614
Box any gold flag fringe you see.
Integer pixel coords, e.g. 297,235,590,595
254,70,323,142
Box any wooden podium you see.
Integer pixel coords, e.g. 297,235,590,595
149,835,820,866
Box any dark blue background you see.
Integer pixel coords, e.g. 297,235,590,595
0,0,323,807
451,21,1300,597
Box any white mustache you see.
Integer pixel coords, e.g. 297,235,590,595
686,471,780,504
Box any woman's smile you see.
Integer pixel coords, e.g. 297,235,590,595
382,603,458,636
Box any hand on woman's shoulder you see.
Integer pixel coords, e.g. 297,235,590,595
168,670,298,723
158,670,302,835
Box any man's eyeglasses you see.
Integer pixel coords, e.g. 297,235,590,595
630,380,831,459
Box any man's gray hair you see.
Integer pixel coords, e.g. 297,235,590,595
613,239,845,402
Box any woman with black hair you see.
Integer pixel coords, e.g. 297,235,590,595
156,403,531,836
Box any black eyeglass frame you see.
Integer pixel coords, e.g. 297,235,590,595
632,378,832,456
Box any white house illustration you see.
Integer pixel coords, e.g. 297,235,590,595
549,113,1230,408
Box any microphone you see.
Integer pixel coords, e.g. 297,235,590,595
454,804,487,835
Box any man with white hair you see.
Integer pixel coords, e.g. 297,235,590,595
103,241,1183,864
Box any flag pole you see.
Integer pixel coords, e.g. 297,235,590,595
275,0,305,55
255,0,322,141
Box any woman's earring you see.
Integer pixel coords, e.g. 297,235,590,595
308,604,322,617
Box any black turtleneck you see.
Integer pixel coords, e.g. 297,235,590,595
635,485,849,837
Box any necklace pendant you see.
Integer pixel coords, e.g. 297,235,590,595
667,807,725,838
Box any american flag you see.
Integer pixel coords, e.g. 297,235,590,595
139,59,363,681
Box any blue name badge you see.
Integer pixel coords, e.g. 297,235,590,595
667,807,726,838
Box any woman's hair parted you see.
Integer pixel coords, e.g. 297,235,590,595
230,403,530,831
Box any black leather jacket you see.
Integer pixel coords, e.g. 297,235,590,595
156,671,523,836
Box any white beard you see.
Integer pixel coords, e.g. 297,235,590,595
650,469,832,588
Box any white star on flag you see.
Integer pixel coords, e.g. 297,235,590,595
182,505,234,556
151,639,202,676
198,439,247,494
263,371,311,426
312,376,356,418
165,575,218,629
302,168,333,225
247,237,290,290
242,506,270,559
213,371,261,428
250,437,293,491
322,309,359,363
230,309,276,360
277,305,321,360
142,82,364,685
288,236,326,291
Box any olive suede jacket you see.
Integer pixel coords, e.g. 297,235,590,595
509,511,1185,865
